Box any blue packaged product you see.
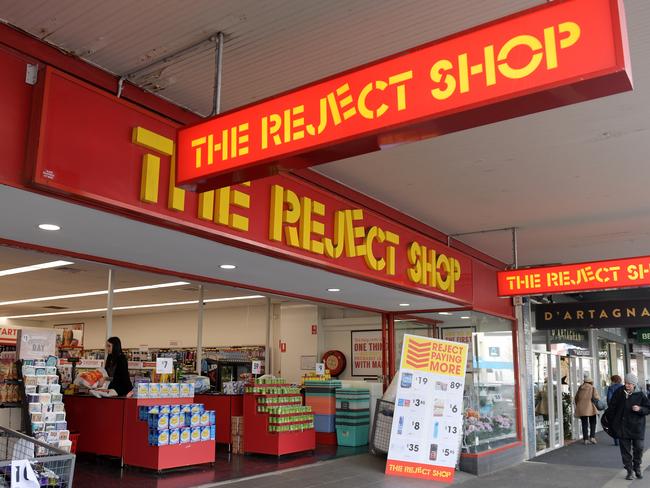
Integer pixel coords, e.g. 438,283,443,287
160,405,171,415
169,413,181,429
169,428,180,445
200,411,210,427
188,412,201,427
181,404,191,414
209,410,216,426
170,405,181,415
190,427,201,443
139,407,148,422
149,413,169,430
210,425,216,440
200,426,211,441
178,412,186,428
150,429,169,446
148,405,160,415
180,428,191,444
190,404,202,414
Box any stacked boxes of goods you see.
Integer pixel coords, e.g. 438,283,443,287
304,379,341,441
133,381,194,399
231,416,244,454
335,388,370,447
139,401,216,446
23,361,71,453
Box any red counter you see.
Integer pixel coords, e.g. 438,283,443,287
64,396,125,457
195,394,243,446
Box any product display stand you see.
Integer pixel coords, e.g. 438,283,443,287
243,384,315,456
122,398,215,471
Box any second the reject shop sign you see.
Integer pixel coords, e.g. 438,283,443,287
536,300,650,330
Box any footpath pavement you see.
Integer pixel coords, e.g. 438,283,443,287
202,426,650,488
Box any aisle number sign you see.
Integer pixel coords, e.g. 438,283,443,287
156,358,173,375
386,335,468,483
177,0,631,190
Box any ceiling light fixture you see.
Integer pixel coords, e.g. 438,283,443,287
1,294,266,319
327,288,341,292
398,303,410,307
438,312,452,315
0,260,74,278
37,224,61,231
0,281,190,307
460,316,470,319
219,264,237,270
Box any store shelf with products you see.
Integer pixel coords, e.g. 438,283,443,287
243,379,315,456
0,359,22,406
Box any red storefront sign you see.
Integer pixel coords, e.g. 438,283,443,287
28,68,473,305
177,0,631,190
497,255,650,296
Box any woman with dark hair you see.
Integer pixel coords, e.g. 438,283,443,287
104,337,133,396
608,375,624,446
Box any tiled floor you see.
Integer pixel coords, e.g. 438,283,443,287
72,444,368,488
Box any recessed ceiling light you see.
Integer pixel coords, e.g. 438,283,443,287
399,303,410,307
460,316,470,319
219,264,237,270
37,224,61,231
327,288,341,292
0,260,73,277
438,312,452,315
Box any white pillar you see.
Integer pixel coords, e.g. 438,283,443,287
196,285,204,375
265,298,272,375
106,268,115,340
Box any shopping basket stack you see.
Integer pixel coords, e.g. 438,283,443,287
335,388,370,446
304,380,342,444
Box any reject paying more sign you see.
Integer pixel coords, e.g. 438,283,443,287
386,335,468,483
177,0,631,190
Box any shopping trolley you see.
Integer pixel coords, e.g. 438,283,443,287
0,425,75,487
369,399,394,455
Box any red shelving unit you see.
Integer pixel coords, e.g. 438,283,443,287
122,398,215,470
243,393,315,456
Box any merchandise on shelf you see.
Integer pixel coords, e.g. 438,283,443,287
139,402,216,446
22,359,71,453
0,462,63,486
302,371,332,382
133,382,195,399
223,381,246,395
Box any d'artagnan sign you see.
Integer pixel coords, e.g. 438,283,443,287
177,0,631,190
536,300,650,330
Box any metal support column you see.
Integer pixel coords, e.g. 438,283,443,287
106,268,115,340
212,32,225,116
196,285,204,375
265,298,272,375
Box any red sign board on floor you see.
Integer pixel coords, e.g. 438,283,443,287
497,255,650,296
177,0,632,190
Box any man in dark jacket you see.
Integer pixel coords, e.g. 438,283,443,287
605,373,650,480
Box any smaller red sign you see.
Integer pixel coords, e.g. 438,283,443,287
279,341,287,353
498,255,650,296
311,325,318,335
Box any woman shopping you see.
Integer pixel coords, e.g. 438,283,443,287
575,376,600,445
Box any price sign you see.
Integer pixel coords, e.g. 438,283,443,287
315,363,325,376
156,357,173,374
386,335,468,483
252,360,262,375
11,460,39,487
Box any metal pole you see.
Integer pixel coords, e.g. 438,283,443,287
212,32,225,116
196,285,204,375
106,268,114,339
512,227,519,268
265,298,272,375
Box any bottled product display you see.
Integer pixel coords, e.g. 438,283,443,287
301,370,332,382
247,378,315,434
138,403,216,446
22,359,72,453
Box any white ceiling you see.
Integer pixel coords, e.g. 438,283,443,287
1,0,649,272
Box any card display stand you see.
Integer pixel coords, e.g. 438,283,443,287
243,388,315,456
123,398,215,470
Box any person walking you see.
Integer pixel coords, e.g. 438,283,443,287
575,376,600,445
607,375,624,446
605,373,650,480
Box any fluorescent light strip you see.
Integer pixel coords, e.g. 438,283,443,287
0,260,74,277
0,281,190,307
1,295,266,319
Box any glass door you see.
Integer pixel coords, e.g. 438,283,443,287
534,352,551,453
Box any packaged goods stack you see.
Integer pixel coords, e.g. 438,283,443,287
139,402,216,446
243,377,315,455
22,360,72,453
304,379,341,445
231,416,244,454
336,388,370,447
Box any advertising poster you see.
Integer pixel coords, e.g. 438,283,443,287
386,334,468,483
351,330,383,376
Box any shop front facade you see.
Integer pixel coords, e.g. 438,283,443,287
0,22,523,479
